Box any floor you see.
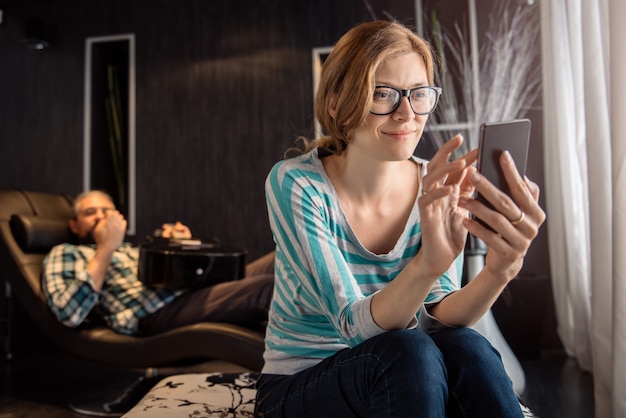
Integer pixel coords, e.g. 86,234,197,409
0,345,253,418
0,343,594,418
520,350,595,418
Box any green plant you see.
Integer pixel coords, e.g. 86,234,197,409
104,64,126,210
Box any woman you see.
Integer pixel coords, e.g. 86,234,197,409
255,20,545,417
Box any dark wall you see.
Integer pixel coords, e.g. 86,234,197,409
0,0,548,273
0,0,556,356
0,0,417,261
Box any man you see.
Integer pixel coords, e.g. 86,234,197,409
42,190,274,335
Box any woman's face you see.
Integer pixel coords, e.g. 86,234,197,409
348,52,431,163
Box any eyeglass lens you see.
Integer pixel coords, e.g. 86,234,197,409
79,207,113,217
371,86,440,115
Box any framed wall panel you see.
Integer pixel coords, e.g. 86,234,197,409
83,34,136,234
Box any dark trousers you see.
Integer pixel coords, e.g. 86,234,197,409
255,328,523,418
140,253,275,335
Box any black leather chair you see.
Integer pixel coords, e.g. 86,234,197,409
0,188,266,416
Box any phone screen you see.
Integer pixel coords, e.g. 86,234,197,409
474,118,531,230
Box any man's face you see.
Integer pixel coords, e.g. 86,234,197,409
69,194,116,239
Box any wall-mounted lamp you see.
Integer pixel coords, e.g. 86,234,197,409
22,17,51,50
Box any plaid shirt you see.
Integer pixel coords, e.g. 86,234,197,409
42,242,184,334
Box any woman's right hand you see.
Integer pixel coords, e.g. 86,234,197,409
416,135,477,278
372,135,477,330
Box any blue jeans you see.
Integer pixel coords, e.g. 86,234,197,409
254,327,523,417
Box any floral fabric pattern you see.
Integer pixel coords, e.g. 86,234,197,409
123,372,258,418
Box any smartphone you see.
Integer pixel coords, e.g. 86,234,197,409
474,119,531,230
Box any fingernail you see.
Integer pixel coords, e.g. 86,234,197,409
504,150,512,160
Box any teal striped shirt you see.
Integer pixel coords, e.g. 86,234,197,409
263,148,463,375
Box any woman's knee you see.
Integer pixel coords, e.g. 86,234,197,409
371,329,446,375
365,330,448,413
434,327,501,361
432,327,509,381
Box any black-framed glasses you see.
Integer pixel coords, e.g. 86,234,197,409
77,207,114,217
370,85,442,116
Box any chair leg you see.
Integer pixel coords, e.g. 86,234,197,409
68,368,162,417
1,279,12,361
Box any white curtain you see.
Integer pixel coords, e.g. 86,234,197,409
541,0,626,416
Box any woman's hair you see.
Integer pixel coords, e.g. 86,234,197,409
72,190,115,217
298,20,436,155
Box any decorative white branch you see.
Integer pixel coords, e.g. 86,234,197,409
425,2,541,155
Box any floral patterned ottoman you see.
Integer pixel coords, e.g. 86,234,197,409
122,371,539,418
122,372,258,418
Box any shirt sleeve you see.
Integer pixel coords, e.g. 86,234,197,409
42,243,100,328
266,160,387,348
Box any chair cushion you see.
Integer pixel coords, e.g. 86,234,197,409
122,372,259,417
9,214,71,253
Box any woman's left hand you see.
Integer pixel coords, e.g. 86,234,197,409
460,150,546,283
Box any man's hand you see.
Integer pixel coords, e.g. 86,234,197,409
84,210,127,291
161,222,192,239
92,210,127,253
